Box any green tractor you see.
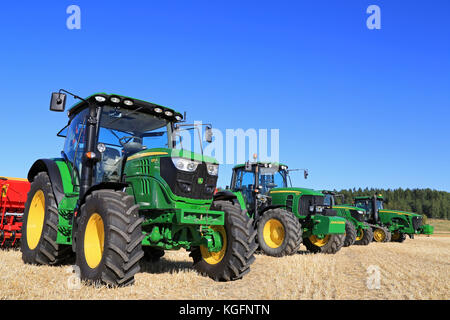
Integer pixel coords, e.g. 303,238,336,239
20,90,257,286
221,161,347,256
350,194,434,242
321,191,373,246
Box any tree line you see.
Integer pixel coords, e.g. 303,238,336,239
335,188,450,220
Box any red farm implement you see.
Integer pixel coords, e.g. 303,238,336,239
0,177,30,247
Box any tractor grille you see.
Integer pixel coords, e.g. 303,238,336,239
285,195,293,211
412,216,423,230
160,157,217,200
350,209,365,222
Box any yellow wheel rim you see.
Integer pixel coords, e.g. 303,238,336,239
200,226,227,265
26,190,46,250
356,229,364,241
309,235,330,247
373,229,386,242
84,213,105,269
263,219,285,248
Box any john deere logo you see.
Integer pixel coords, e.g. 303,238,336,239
197,178,204,184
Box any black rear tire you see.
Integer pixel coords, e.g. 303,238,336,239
191,200,257,281
257,208,302,256
21,172,73,265
303,233,345,254
75,190,144,287
354,225,373,246
343,220,357,247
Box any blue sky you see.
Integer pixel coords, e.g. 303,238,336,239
0,1,449,191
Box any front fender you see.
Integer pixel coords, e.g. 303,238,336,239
27,159,73,205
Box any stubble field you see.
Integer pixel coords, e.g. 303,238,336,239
0,231,448,300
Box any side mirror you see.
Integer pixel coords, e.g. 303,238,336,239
304,169,309,179
50,92,66,112
205,126,213,143
245,161,252,171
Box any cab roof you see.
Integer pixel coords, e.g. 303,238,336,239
354,194,384,200
67,93,183,122
233,162,288,170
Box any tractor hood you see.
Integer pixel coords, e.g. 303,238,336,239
127,148,219,164
269,187,323,197
333,204,365,212
378,209,422,217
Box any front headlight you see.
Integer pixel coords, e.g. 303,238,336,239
171,157,201,172
357,210,364,214
207,163,219,176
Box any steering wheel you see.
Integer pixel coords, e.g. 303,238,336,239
119,136,146,155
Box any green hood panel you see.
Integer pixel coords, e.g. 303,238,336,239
379,209,421,217
127,147,218,164
269,187,323,197
333,205,364,211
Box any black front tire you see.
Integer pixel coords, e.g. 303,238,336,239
391,231,407,243
354,225,373,246
75,190,144,287
21,172,73,265
191,200,258,281
142,246,165,262
303,233,345,254
257,208,302,256
343,220,357,247
373,227,392,243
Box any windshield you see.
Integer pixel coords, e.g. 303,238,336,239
258,166,287,195
171,124,212,155
376,200,384,210
323,194,333,206
98,105,170,151
355,200,369,212
94,105,171,183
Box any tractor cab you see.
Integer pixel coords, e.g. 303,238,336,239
230,162,288,215
60,99,176,186
53,92,218,200
55,93,185,195
353,195,384,224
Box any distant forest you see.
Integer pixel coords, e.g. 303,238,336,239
335,188,450,220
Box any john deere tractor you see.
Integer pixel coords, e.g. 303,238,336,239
350,194,434,242
321,191,373,246
221,161,346,256
21,90,257,286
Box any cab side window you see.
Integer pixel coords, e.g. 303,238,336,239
63,109,88,187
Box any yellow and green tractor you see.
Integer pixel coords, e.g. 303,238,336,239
20,90,257,286
350,194,434,242
220,161,347,257
321,191,373,246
